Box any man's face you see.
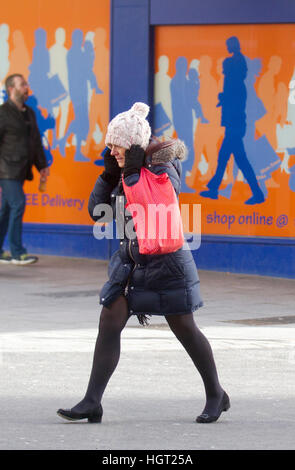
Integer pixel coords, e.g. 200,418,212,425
11,76,29,102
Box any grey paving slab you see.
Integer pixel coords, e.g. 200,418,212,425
0,255,294,450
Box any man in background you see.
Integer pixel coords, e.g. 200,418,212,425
0,74,49,265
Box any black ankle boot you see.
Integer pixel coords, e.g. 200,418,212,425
196,392,230,423
57,404,103,423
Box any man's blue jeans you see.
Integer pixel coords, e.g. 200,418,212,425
0,179,27,258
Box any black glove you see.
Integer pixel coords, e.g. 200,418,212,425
100,147,121,188
123,145,145,178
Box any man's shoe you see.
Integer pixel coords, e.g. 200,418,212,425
0,251,12,264
11,254,38,265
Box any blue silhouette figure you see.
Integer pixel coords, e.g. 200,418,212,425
170,57,195,193
26,95,55,167
58,29,89,162
153,102,172,138
220,57,280,200
84,40,103,96
288,164,295,192
29,29,51,111
187,68,209,125
200,37,265,205
29,28,66,117
243,58,280,198
58,32,101,162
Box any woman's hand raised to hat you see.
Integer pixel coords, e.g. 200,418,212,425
100,147,121,188
123,145,145,178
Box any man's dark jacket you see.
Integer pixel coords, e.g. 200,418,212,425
0,99,47,181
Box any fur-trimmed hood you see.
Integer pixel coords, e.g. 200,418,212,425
146,138,187,164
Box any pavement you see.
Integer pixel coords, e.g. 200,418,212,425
0,254,294,451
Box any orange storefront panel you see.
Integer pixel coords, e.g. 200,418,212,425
0,0,110,225
154,24,295,238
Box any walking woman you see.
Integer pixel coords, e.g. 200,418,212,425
57,103,230,424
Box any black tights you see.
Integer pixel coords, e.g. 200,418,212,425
72,296,224,416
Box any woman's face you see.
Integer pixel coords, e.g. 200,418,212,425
109,145,126,168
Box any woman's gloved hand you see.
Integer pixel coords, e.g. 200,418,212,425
100,147,121,188
123,145,145,178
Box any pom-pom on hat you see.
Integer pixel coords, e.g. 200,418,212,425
105,102,151,150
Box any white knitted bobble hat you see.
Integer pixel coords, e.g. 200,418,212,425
105,102,151,150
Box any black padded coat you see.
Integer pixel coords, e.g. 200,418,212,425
88,141,203,322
